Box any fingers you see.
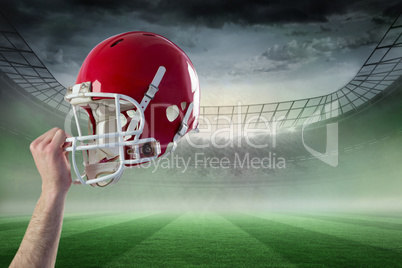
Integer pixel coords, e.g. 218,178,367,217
30,128,57,152
63,135,73,158
36,127,60,144
62,133,72,156
30,128,72,152
52,128,68,148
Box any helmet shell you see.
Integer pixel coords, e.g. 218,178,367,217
76,31,200,155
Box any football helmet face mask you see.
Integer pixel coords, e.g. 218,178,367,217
64,32,200,186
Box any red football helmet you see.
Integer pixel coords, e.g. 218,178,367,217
64,32,200,186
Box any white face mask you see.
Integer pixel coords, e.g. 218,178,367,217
64,66,169,187
64,91,160,187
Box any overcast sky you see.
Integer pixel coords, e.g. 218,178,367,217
1,0,400,105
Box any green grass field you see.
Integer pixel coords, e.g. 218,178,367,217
0,211,401,267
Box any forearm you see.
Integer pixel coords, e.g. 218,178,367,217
10,191,67,268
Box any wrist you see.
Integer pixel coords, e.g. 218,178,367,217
41,188,68,203
41,176,72,198
35,189,68,222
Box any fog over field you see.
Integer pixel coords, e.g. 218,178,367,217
0,79,401,214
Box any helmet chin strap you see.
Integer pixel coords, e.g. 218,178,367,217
84,161,121,187
126,66,166,133
140,66,166,111
160,102,194,158
173,102,194,143
83,146,120,186
126,65,194,159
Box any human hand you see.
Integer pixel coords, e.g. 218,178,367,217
30,128,72,195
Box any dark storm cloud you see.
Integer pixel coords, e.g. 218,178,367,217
0,0,398,91
1,0,398,56
2,0,400,31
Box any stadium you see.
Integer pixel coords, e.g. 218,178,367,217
0,3,401,267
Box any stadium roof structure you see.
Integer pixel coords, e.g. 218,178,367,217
0,13,401,131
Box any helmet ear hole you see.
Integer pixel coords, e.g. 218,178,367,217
181,102,187,111
126,110,136,118
166,105,179,122
120,113,127,126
